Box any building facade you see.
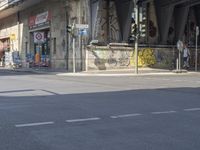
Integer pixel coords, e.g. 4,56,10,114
0,0,90,71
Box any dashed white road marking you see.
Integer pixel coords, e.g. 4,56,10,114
151,111,177,115
15,121,54,128
110,113,142,119
66,117,100,123
184,108,200,112
11,107,200,128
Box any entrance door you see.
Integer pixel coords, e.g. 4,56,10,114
32,30,50,67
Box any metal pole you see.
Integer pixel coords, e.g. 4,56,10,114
85,48,88,72
73,38,76,73
195,26,199,72
179,50,181,71
17,12,20,52
65,3,69,71
176,58,179,71
134,3,139,74
195,34,198,72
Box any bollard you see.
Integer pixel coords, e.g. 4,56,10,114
176,58,179,71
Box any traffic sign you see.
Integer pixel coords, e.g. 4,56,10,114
177,40,183,52
76,24,89,29
34,32,45,43
196,26,199,36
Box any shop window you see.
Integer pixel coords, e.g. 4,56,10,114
53,38,56,54
25,42,28,55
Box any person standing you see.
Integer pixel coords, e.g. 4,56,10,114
183,44,190,69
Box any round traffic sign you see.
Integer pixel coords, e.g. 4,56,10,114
35,32,42,40
177,40,183,52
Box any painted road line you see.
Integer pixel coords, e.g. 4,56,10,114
151,111,177,115
110,113,142,119
15,121,54,128
66,117,101,123
184,108,200,112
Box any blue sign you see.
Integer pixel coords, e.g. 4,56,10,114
79,29,88,36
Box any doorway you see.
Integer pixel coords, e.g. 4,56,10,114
30,29,50,67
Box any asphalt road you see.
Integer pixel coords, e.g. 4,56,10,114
0,70,200,150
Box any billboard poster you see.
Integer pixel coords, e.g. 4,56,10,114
29,11,51,29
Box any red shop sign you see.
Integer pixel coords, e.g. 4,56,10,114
29,11,51,29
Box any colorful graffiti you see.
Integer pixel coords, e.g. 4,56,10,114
89,48,134,70
88,47,159,70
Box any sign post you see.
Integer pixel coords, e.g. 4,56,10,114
177,40,183,72
73,37,76,73
72,23,76,73
195,26,199,72
76,24,88,72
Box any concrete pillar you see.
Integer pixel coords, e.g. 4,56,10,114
174,6,190,42
155,1,174,44
115,0,133,42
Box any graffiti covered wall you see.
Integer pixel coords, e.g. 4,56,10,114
88,47,134,70
87,46,180,70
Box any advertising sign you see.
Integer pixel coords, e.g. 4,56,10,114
29,11,51,29
35,11,49,25
10,34,16,40
5,52,12,67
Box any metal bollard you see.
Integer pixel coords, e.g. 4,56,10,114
176,58,179,71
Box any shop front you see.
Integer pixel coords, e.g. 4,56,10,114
28,11,51,68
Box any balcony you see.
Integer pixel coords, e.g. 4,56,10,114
0,0,23,11
0,0,43,19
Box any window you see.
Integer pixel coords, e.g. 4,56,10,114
53,38,56,54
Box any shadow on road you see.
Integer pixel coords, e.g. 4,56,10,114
0,87,200,150
0,87,199,109
0,69,43,76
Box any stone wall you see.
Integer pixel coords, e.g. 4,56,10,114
87,46,134,70
87,45,177,70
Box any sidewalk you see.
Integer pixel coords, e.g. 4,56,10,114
0,67,66,75
57,68,196,77
1,67,198,76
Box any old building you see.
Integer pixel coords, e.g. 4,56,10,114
0,0,90,71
